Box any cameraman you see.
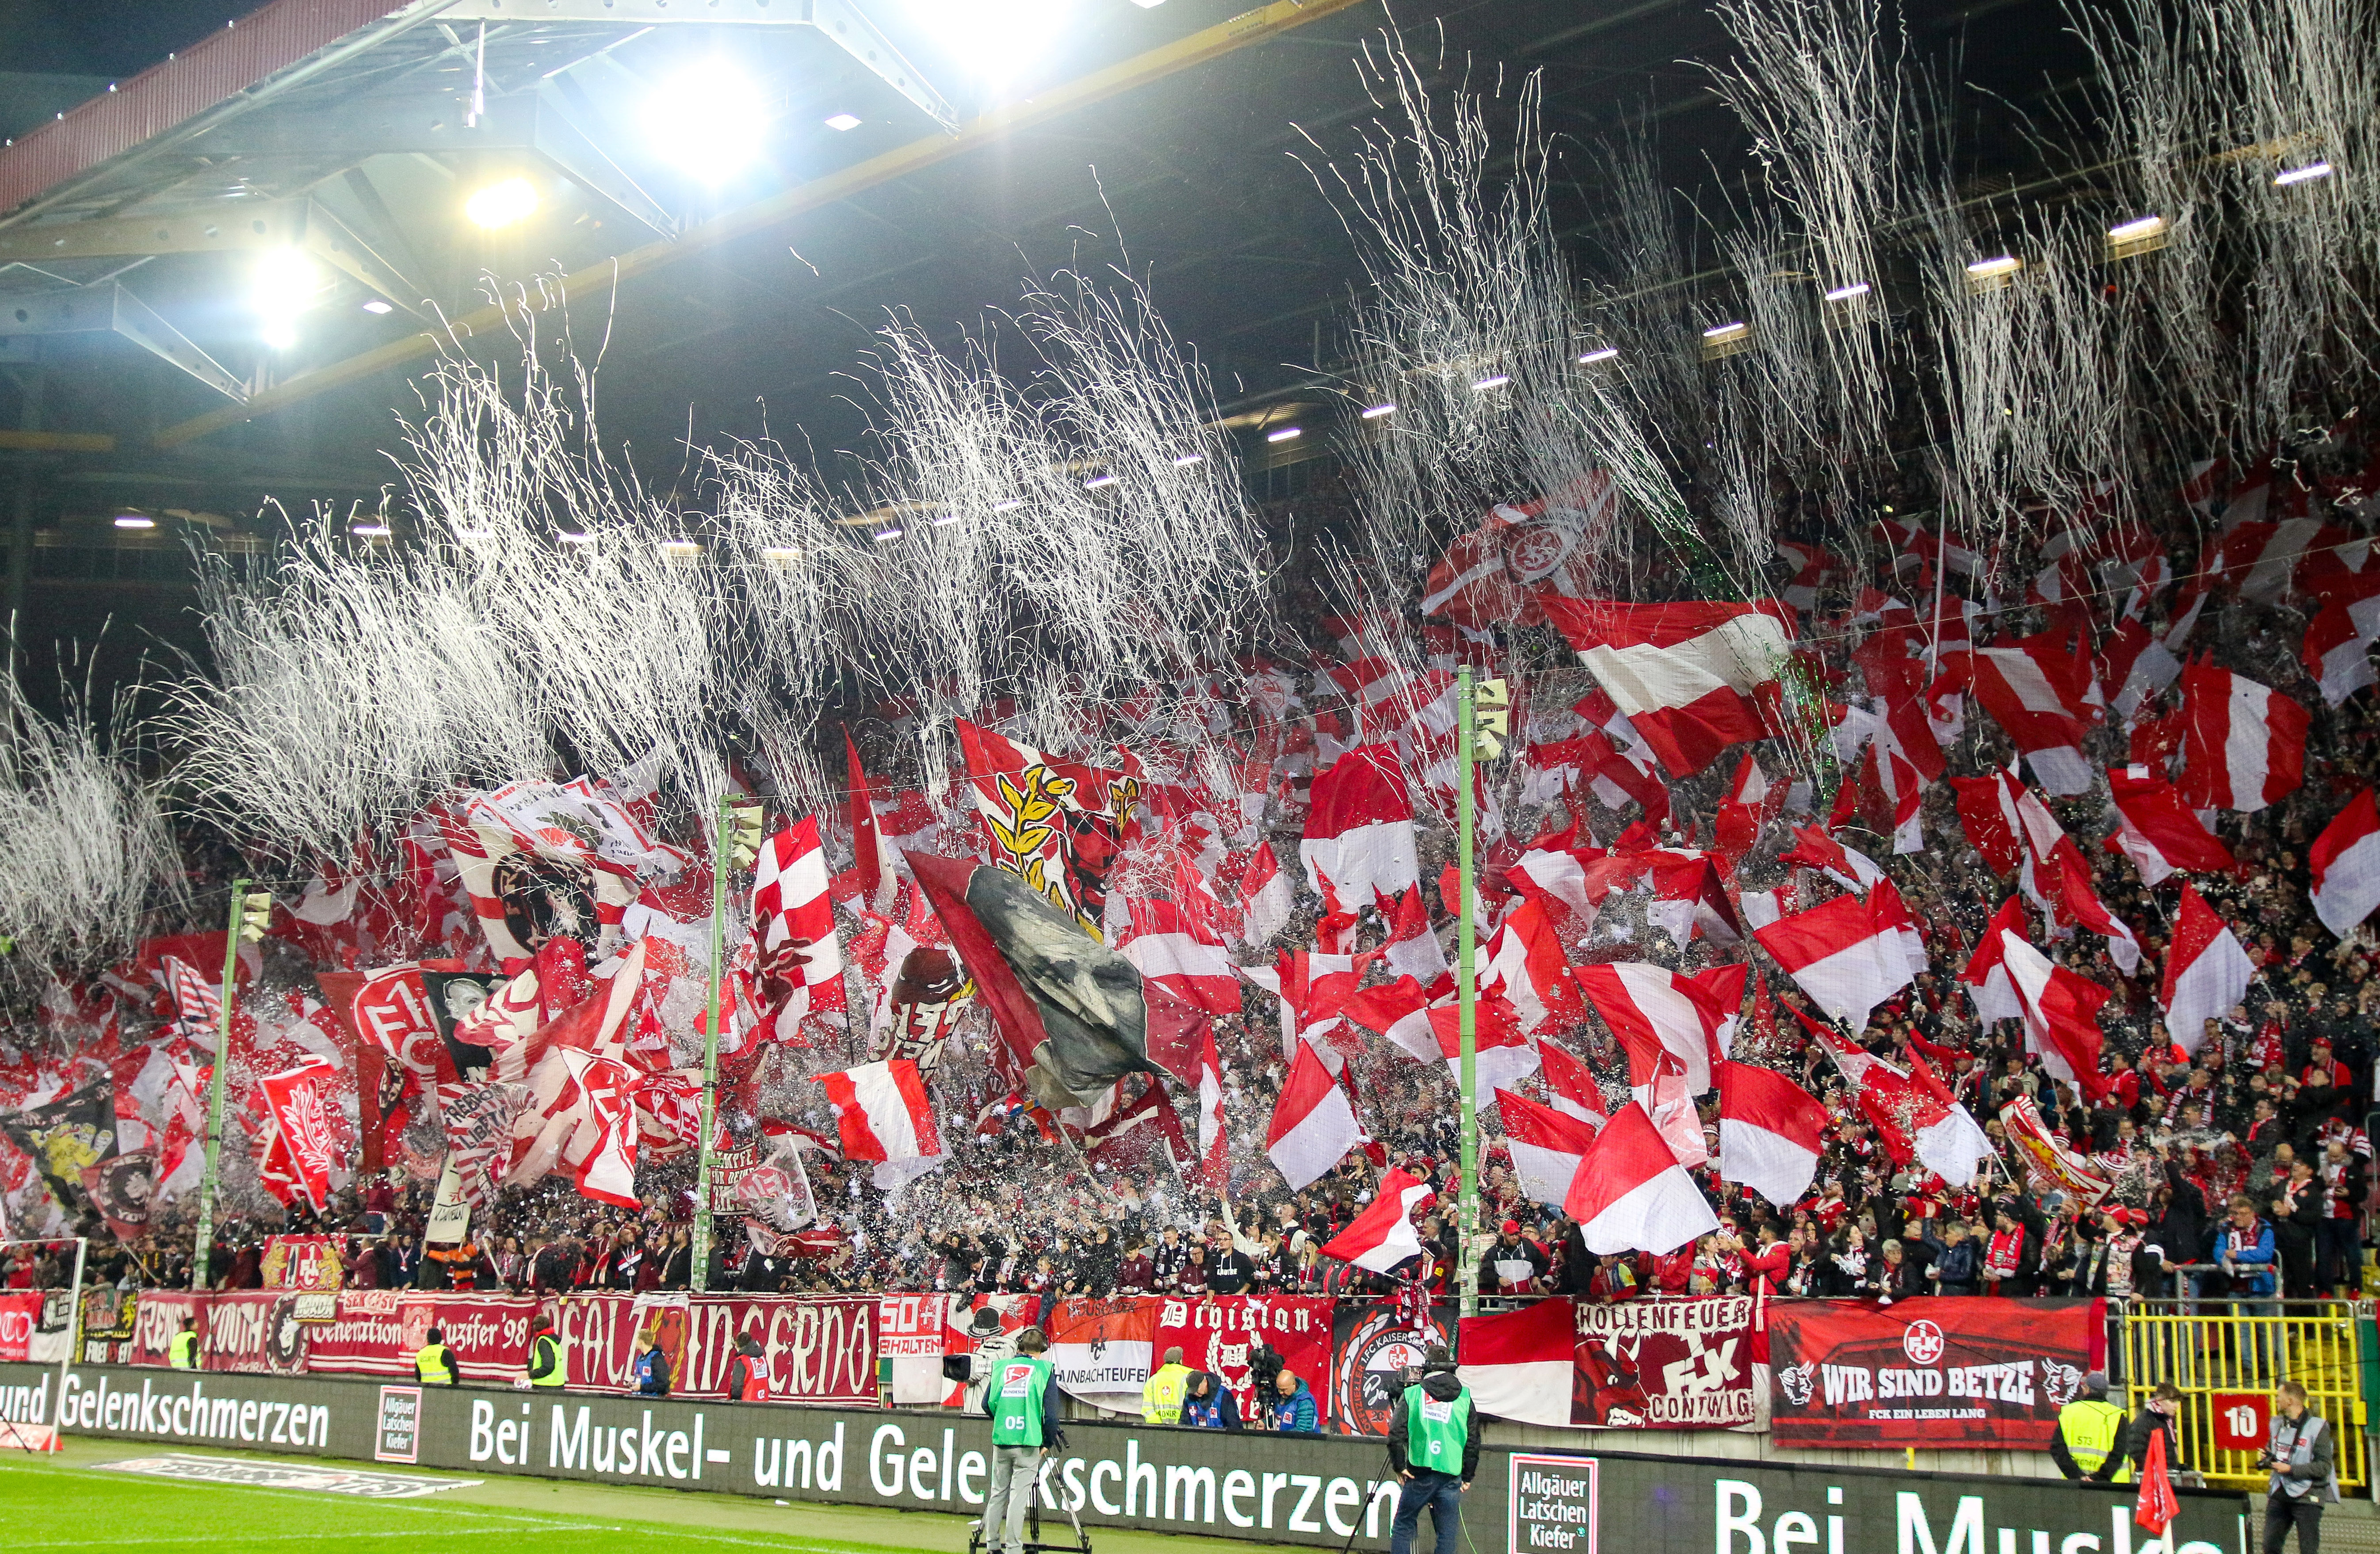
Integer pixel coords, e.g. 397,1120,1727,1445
1387,1344,1475,1554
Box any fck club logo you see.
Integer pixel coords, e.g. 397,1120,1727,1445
1901,1319,1946,1366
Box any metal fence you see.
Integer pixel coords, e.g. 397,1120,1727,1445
2122,1299,2372,1492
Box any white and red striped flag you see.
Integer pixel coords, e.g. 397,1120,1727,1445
2105,766,2236,885
1959,897,2029,1023
1233,840,1295,948
1575,962,1723,1096
1561,1100,1718,1255
1753,884,1918,1032
1714,1060,1829,1208
1495,1087,1605,1208
1540,598,1796,776
1536,1035,1608,1125
2178,660,2307,813
752,815,848,1029
1192,1024,1226,1190
1119,897,1242,1017
1971,635,2094,794
2312,790,2380,937
1454,1296,1575,1428
1319,1167,1433,1273
1477,897,1583,1034
2303,585,2380,706
1265,1039,1362,1190
814,1058,941,1163
1997,932,2113,1101
2160,884,2254,1054
1300,746,1419,908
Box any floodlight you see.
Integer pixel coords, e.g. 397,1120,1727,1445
1965,256,2022,279
2275,162,2333,187
1173,452,1205,466
464,177,539,229
1577,348,1618,364
1266,427,1301,443
2107,215,2166,242
360,298,393,315
873,527,904,542
113,514,154,530
252,248,321,348
1360,402,1395,418
1702,322,1748,341
352,523,392,538
1823,282,1872,302
824,113,862,132
1471,374,1511,390
1083,473,1118,490
643,63,772,183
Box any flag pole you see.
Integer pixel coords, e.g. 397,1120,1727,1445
692,797,730,1294
189,878,245,1292
1456,669,1478,1322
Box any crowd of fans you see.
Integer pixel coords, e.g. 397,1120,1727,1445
7,438,2380,1333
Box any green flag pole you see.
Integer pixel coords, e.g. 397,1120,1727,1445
189,879,246,1291
1456,670,1478,1321
691,797,730,1293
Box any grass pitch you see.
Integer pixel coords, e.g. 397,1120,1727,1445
0,1436,1263,1554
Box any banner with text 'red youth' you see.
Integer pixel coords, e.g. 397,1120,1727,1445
1765,1297,2103,1448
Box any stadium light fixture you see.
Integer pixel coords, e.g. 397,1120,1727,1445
2107,214,2166,242
873,527,904,542
1084,473,1118,489
1360,401,1395,418
643,63,772,183
1823,281,1872,302
1173,452,1205,466
352,523,392,538
113,514,155,530
1471,374,1511,391
1966,255,2022,279
2275,162,2333,186
557,530,595,544
824,112,863,132
1266,426,1302,443
464,177,539,229
252,248,321,349
992,498,1024,512
360,298,393,315
1577,347,1618,364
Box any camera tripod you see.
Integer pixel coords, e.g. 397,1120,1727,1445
965,1455,1092,1554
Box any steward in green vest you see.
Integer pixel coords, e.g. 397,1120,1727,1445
527,1318,565,1389
2052,1371,2128,1483
1387,1346,1477,1554
168,1320,201,1371
413,1326,459,1386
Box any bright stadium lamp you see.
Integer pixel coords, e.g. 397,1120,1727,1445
642,63,772,183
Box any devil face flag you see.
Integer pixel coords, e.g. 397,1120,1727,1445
0,1081,120,1216
908,851,1170,1112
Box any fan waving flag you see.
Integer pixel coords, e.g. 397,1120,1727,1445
1971,635,2094,794
2312,791,2380,937
2178,661,2308,813
1576,962,1723,1096
1753,885,1917,1032
1540,598,1795,776
1562,1100,1719,1255
1320,1167,1433,1273
1960,897,2029,1023
2161,885,2255,1054
1715,1061,1829,1208
1234,840,1295,949
1495,1087,1604,1208
1266,1039,1363,1190
1537,1036,1609,1124
814,1058,941,1163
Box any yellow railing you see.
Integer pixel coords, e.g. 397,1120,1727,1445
2121,1302,2369,1492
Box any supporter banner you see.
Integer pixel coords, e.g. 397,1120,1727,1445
1152,1294,1333,1428
876,1292,955,1406
0,1291,40,1362
1766,1297,2101,1448
1575,1295,1756,1428
305,1292,536,1383
260,1236,346,1291
1046,1297,1154,1413
550,1292,876,1404
4,1360,2250,1553
1328,1298,1455,1437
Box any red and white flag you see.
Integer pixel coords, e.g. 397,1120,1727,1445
1300,746,1420,907
558,1048,642,1208
2303,586,2380,706
2160,884,2254,1055
1562,1100,1718,1254
1265,1039,1363,1189
1119,897,1242,1017
1575,962,1722,1096
1495,1086,1605,1208
1477,897,1583,1034
1320,1167,1434,1273
1192,1025,1226,1190
2105,766,2236,885
1540,598,1795,776
1537,1036,1608,1124
1753,885,1918,1032
1959,897,2030,1023
752,815,848,1028
844,730,898,913
1454,1297,1575,1428
1714,1060,1829,1208
1234,840,1295,948
256,1057,339,1212
1971,637,2094,794
1997,932,2113,1101
2178,660,2307,813
1776,541,1832,611
2312,790,2380,937
814,1058,942,1163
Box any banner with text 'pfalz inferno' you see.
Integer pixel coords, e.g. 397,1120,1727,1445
1765,1298,2102,1448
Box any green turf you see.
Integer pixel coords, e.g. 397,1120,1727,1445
0,1436,1276,1554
